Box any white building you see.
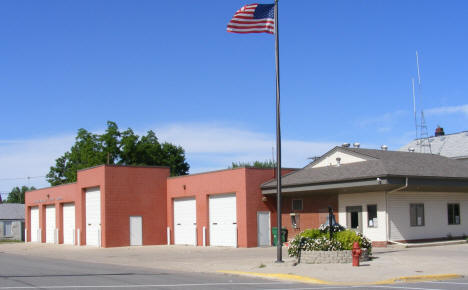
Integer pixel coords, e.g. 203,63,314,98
262,146,468,246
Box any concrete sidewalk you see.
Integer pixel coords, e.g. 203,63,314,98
1,242,467,284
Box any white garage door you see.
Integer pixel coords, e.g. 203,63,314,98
174,198,197,245
45,205,56,244
30,207,39,242
63,203,75,245
130,216,143,246
86,187,101,247
209,194,237,247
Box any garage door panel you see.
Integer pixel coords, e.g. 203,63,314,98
174,198,196,245
209,194,237,247
45,205,56,244
63,204,75,245
86,187,101,247
30,207,39,242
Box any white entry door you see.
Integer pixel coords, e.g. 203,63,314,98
30,207,39,242
62,203,75,245
257,211,271,247
173,198,197,245
209,194,237,247
86,187,101,247
45,205,56,244
130,216,143,246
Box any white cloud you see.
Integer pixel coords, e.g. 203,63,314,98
0,123,338,195
0,135,75,194
155,123,337,172
426,104,468,116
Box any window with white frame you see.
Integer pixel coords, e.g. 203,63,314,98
448,203,460,225
3,221,12,236
292,199,303,211
410,204,425,227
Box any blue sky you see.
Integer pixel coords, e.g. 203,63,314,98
1,1,468,197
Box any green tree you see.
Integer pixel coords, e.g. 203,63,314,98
6,186,36,204
229,159,277,169
46,121,190,186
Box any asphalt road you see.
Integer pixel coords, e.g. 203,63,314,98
0,252,467,290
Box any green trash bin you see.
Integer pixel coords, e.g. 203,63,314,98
272,227,288,246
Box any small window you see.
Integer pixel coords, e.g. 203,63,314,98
448,204,460,225
3,221,12,236
367,205,377,228
410,204,425,227
292,199,303,211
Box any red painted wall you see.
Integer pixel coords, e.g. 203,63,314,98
25,165,169,247
280,194,339,239
104,166,169,247
167,168,294,248
25,182,77,243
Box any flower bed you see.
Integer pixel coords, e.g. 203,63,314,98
288,226,372,264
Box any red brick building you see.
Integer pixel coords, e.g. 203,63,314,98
26,165,322,248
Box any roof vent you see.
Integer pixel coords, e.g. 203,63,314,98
342,143,350,148
353,142,360,148
381,145,388,151
408,147,415,152
336,157,341,166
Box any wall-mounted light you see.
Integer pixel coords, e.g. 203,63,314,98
290,213,300,229
262,196,268,202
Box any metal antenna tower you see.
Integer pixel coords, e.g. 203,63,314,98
412,51,432,153
417,111,432,153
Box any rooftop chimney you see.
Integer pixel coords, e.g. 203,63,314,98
342,143,350,148
381,145,388,151
353,142,360,148
435,126,445,137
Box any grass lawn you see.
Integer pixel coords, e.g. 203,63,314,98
0,240,23,243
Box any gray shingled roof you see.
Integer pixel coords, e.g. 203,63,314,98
0,204,25,220
262,147,468,188
400,131,468,159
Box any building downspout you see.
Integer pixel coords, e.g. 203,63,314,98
386,177,408,244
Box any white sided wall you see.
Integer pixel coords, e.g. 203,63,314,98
388,191,468,241
313,151,366,168
338,192,387,242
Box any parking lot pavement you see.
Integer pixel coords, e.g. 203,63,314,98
0,242,467,285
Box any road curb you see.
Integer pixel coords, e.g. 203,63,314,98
217,270,463,285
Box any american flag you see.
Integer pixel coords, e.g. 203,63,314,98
227,3,275,34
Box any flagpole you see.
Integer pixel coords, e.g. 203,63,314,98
274,0,283,263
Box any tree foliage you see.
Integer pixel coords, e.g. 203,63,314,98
229,159,277,169
46,121,189,186
6,186,36,204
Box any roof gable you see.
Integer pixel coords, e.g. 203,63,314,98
307,146,373,169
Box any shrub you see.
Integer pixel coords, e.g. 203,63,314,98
335,230,359,249
300,229,323,239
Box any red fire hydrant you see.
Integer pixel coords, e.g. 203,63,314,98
352,242,362,267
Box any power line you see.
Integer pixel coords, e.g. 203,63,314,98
0,175,45,181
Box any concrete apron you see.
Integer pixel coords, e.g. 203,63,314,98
0,242,467,285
